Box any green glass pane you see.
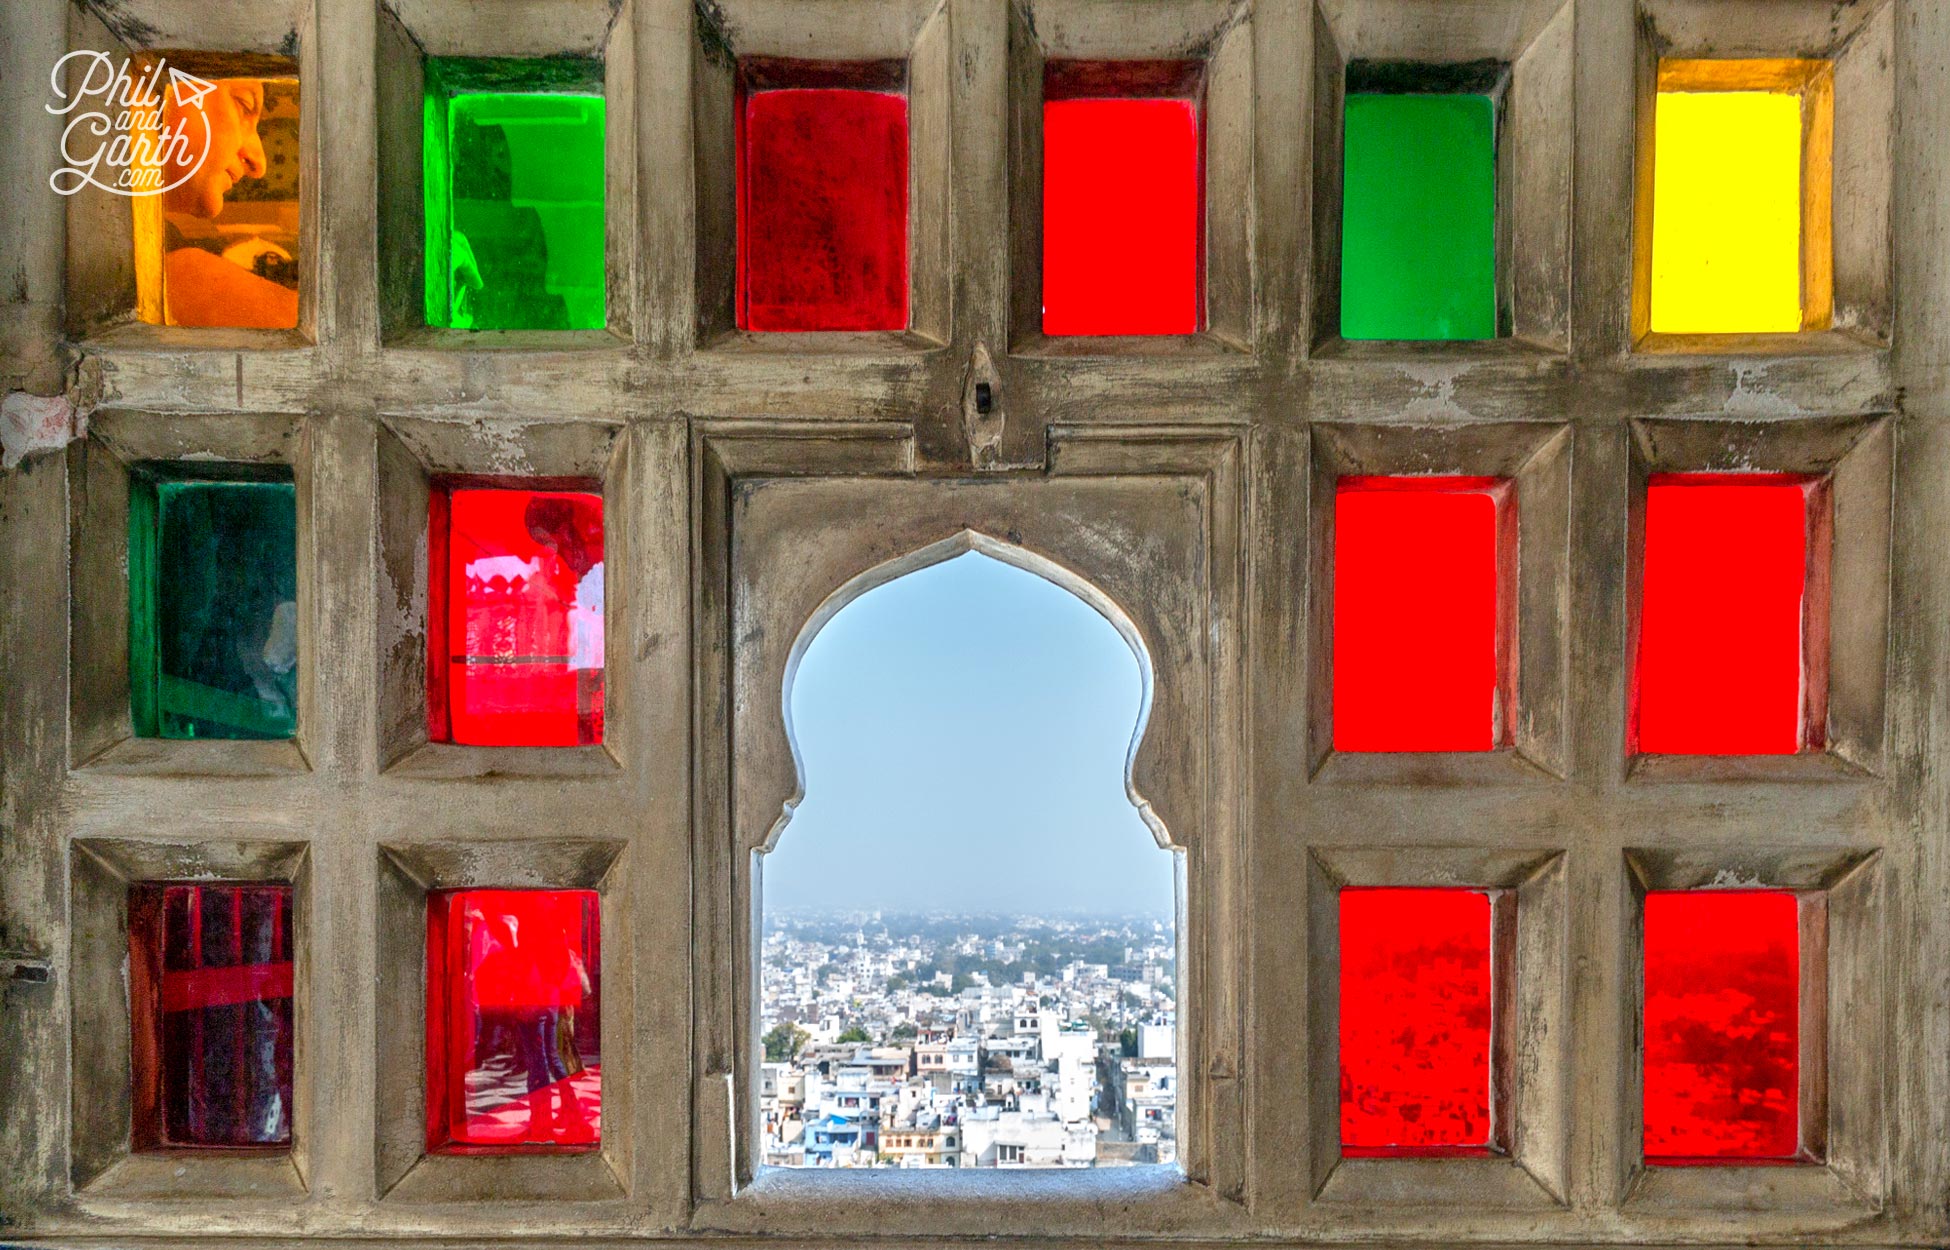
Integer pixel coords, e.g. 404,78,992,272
1340,93,1497,341
425,87,606,331
129,474,298,740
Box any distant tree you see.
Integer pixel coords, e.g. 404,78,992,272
836,1025,872,1044
1119,1027,1139,1058
890,1022,919,1041
951,971,975,993
764,1022,809,1062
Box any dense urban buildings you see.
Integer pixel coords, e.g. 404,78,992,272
760,913,1176,1167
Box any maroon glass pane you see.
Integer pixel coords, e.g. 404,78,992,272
1339,888,1496,1152
129,883,295,1149
426,888,602,1152
736,85,908,331
1643,889,1802,1163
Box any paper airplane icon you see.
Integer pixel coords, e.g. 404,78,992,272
167,67,217,110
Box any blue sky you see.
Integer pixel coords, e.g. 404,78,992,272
762,551,1177,917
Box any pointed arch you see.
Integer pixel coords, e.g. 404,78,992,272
762,529,1172,860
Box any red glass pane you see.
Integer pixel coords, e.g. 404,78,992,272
129,883,294,1149
1635,474,1814,755
1340,888,1494,1152
737,87,908,332
432,488,604,747
1333,477,1506,752
426,889,602,1152
1643,890,1801,1162
1041,96,1200,335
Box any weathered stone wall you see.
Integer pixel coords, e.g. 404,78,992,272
2,0,1948,1245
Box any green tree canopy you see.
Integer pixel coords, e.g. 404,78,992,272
763,1022,810,1062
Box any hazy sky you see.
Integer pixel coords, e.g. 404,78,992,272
762,551,1177,917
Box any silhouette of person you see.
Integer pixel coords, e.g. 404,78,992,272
471,898,593,1140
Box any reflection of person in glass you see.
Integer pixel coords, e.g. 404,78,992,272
524,495,605,743
473,904,593,1139
159,78,298,328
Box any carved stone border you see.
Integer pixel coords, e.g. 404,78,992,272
68,837,313,1199
372,412,632,777
1304,846,1569,1208
1617,847,1885,1219
689,422,1250,1236
66,409,314,777
372,837,633,1203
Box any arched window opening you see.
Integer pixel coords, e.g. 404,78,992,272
758,548,1179,1170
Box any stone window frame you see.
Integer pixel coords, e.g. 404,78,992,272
375,0,639,350
1005,0,1256,357
689,0,954,354
1616,846,1885,1218
687,424,1249,1235
1624,414,1893,783
66,408,315,778
1308,0,1575,358
372,412,634,777
1305,421,1574,783
2,0,1943,1243
372,837,634,1203
60,0,318,350
1304,846,1569,1208
1629,0,1894,355
67,837,313,1200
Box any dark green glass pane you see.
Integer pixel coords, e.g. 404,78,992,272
130,475,298,740
1340,93,1497,341
425,87,606,331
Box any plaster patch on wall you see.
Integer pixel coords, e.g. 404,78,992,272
1,392,88,469
382,524,429,658
1723,365,1802,417
476,422,535,475
1396,363,1473,421
1707,867,1770,888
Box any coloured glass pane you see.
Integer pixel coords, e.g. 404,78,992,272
129,471,298,740
1333,477,1505,752
1635,475,1813,755
738,87,908,331
1650,79,1809,333
132,61,301,329
1340,92,1497,341
129,883,295,1149
434,488,604,747
425,73,607,331
1643,890,1802,1162
426,889,602,1151
1340,888,1494,1152
1041,95,1200,335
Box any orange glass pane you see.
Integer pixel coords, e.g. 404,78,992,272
136,62,301,329
1333,477,1506,752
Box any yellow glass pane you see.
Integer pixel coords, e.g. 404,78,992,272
1650,89,1803,334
